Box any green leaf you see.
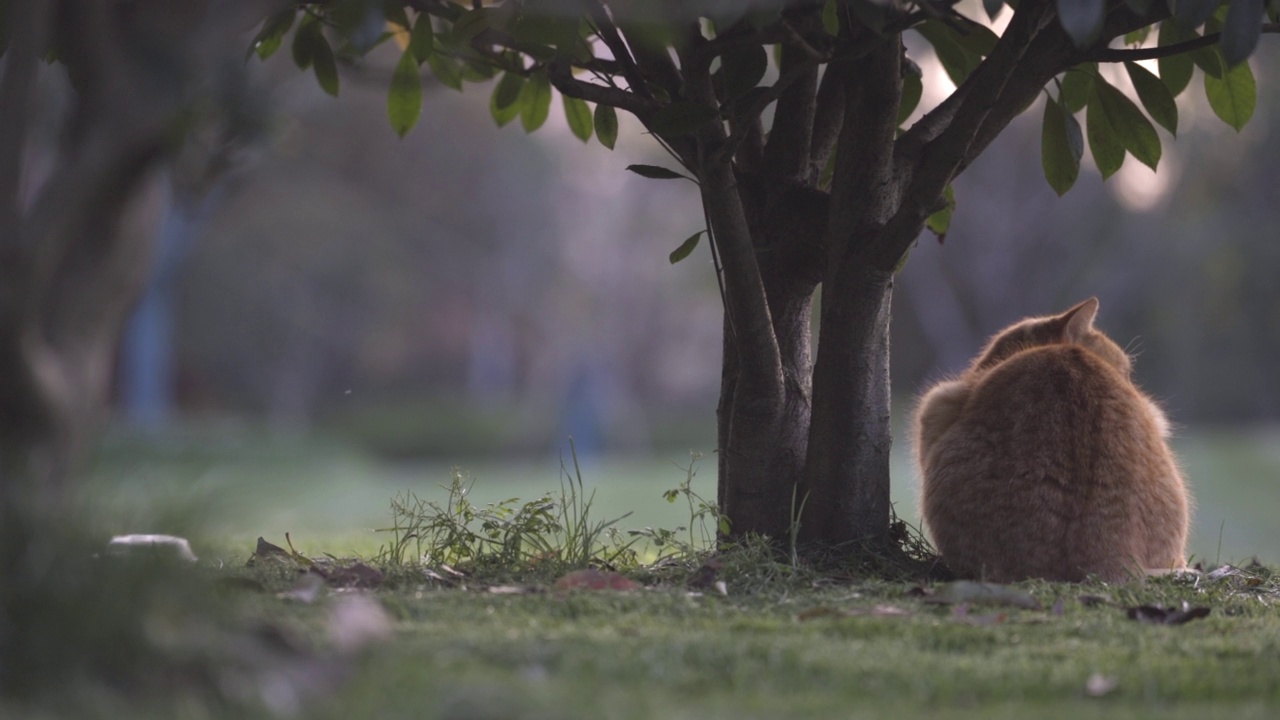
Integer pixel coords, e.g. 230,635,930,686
490,75,522,127
450,8,489,45
1204,59,1256,131
312,35,340,96
1042,96,1083,196
388,50,423,137
1056,0,1105,46
898,73,923,125
1093,79,1161,170
563,95,593,142
1188,34,1225,79
1125,61,1178,135
720,44,768,100
427,51,463,91
410,14,435,64
460,59,496,82
519,69,552,132
594,103,618,150
1085,84,1126,179
669,231,705,264
1221,0,1264,67
916,21,981,86
1157,22,1195,95
626,164,689,181
1060,64,1096,113
292,15,319,70
251,8,296,61
950,23,1000,57
1124,25,1151,46
1174,0,1219,30
490,92,520,127
926,185,955,241
492,71,524,111
822,0,840,35
649,102,720,138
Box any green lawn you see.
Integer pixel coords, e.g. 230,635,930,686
10,426,1280,719
84,424,1280,564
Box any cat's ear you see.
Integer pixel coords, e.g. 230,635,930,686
1059,297,1099,342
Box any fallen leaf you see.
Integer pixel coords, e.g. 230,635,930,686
1126,602,1211,625
553,569,640,592
255,537,289,558
923,581,1040,610
1085,672,1118,697
687,558,723,590
326,562,384,589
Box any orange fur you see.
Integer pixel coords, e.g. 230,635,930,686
913,298,1190,582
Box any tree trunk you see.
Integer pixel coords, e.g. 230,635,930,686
0,173,166,506
800,263,894,546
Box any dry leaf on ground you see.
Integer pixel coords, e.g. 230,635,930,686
324,562,385,589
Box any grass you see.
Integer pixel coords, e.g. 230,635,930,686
34,422,1280,718
197,557,1280,720
84,423,1280,564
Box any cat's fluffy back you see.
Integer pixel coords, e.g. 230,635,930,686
913,298,1190,582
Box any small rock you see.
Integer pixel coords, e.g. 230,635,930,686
107,534,198,562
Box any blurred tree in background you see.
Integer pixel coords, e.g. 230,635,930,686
0,0,270,502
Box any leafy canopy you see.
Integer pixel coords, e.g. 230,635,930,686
248,0,1276,208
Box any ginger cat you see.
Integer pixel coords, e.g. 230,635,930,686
914,298,1190,583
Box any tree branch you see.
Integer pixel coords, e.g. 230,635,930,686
682,36,784,401
878,0,1055,270
826,38,901,269
546,60,656,119
762,18,821,181
808,59,846,185
713,48,828,167
1085,23,1280,62
584,0,653,99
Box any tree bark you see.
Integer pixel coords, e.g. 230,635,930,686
800,265,894,545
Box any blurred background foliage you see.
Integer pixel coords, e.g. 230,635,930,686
73,36,1280,561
